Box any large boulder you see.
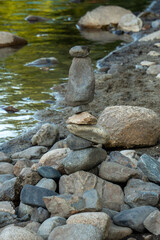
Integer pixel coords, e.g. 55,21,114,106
97,106,160,148
78,6,131,29
0,31,27,48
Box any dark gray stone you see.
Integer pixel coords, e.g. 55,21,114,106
110,151,133,168
66,134,93,150
65,57,95,106
25,15,50,22
62,147,107,174
124,179,160,208
69,46,90,58
0,212,17,228
37,166,61,180
25,57,58,68
31,207,50,223
113,206,157,232
20,184,58,208
138,154,160,183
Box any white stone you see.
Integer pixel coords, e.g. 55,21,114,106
139,30,160,42
147,51,160,56
140,61,155,66
118,13,142,32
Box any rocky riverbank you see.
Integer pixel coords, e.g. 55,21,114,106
1,1,160,239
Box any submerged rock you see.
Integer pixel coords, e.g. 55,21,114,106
25,15,50,22
25,57,58,67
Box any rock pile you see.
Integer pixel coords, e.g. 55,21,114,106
0,106,160,239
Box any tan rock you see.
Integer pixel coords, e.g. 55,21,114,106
39,148,71,173
0,31,27,47
147,51,160,56
13,160,32,176
59,171,124,211
97,106,160,148
66,112,97,125
67,212,111,239
78,6,131,29
108,222,132,240
0,225,43,240
139,30,160,41
0,201,15,214
99,161,140,183
143,210,160,235
140,61,155,66
0,162,13,174
67,124,109,144
118,13,142,32
147,64,160,74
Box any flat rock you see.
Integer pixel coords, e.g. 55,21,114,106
59,171,124,211
67,124,109,144
99,161,140,183
113,206,157,232
48,223,103,240
66,112,97,125
39,148,71,173
0,162,13,174
139,30,160,41
25,57,58,67
37,166,61,180
38,216,66,239
0,201,15,214
31,123,59,147
36,178,57,192
118,13,142,32
66,134,93,150
11,146,48,160
97,106,160,148
65,57,95,106
78,6,131,29
62,147,107,174
69,46,90,58
0,225,43,240
124,178,160,208
67,212,110,239
146,64,160,74
143,210,160,235
138,154,160,183
108,222,132,240
20,184,58,208
0,31,27,47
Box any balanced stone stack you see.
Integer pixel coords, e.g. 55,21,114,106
65,46,95,107
62,111,109,174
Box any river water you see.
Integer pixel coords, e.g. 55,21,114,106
0,0,151,143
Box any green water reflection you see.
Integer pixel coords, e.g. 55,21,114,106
0,0,151,143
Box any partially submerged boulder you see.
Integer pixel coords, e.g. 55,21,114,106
0,31,27,48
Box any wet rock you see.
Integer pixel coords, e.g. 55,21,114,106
25,57,58,67
0,162,13,174
11,146,48,160
139,30,160,41
99,161,140,183
20,184,58,208
62,147,107,174
0,225,43,240
66,112,97,125
0,152,11,163
124,179,160,208
146,64,160,74
0,201,15,214
0,31,27,48
59,171,124,211
108,222,132,240
69,45,90,58
3,105,19,113
0,211,17,227
31,207,50,223
67,124,109,144
118,13,142,32
113,206,157,232
78,6,131,29
97,106,160,148
138,154,160,183
36,178,57,192
25,15,50,22
48,224,102,240
37,216,66,239
65,51,95,106
67,212,110,239
143,210,160,235
37,166,61,180
31,123,59,147
110,151,136,168
66,134,93,150
0,177,17,201
13,159,32,176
